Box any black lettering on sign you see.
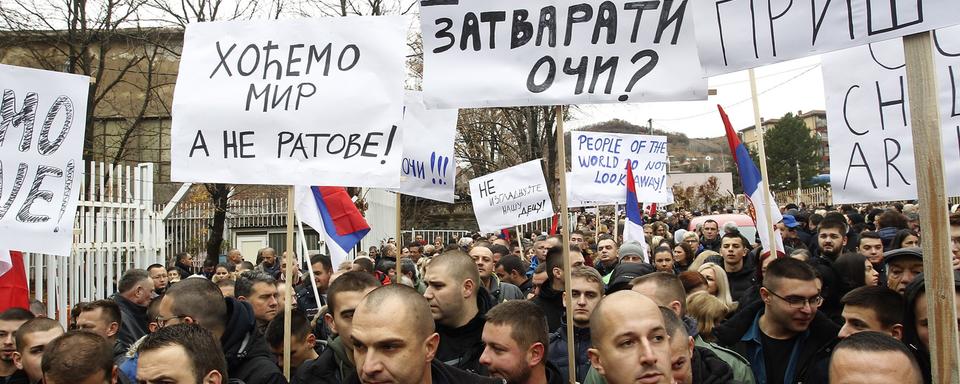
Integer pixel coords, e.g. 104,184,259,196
811,0,854,45
950,66,960,117
867,0,922,36
210,42,236,78
625,1,659,43
934,30,960,57
189,131,209,157
37,95,74,156
0,89,38,150
618,49,659,101
593,1,618,44
843,142,877,189
17,165,62,223
421,0,458,6
565,4,594,46
223,131,256,159
875,76,907,130
0,162,28,220
512,10,533,49
262,40,281,80
527,56,557,93
478,179,496,198
307,43,333,75
883,138,909,187
766,0,791,56
461,12,482,51
537,6,558,47
237,44,261,76
715,0,759,66
590,56,619,94
435,18,456,53
843,85,868,136
869,43,905,70
481,11,507,49
656,0,687,45
563,56,589,95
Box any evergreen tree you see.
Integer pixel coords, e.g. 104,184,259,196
762,113,820,190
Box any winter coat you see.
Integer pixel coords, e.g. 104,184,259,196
112,293,149,358
546,321,591,383
486,275,524,303
531,284,565,332
435,287,493,375
292,336,355,384
691,346,736,384
221,298,287,384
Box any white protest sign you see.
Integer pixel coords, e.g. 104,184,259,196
419,0,707,108
693,0,960,76
171,17,407,187
569,132,670,204
0,64,88,256
822,25,960,203
470,160,554,233
398,92,458,203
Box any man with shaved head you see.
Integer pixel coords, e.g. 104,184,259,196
470,245,523,304
587,290,674,384
350,284,500,384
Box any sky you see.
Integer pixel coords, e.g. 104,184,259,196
567,55,826,138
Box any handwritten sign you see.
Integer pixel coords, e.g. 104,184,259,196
569,132,670,204
398,92,458,203
470,160,554,233
693,0,960,76
170,17,407,187
419,0,707,108
822,26,960,203
0,64,88,256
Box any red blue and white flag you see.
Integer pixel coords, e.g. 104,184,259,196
623,162,650,256
718,105,784,256
295,186,370,267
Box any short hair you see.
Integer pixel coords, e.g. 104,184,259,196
545,245,565,277
817,217,848,235
79,300,121,327
488,244,510,257
215,263,235,273
29,300,46,317
485,300,549,354
15,318,62,353
951,212,960,227
310,254,333,273
216,278,235,288
832,331,921,383
428,250,481,293
265,309,311,348
631,272,687,316
703,219,719,229
570,266,604,295
238,261,255,271
876,210,908,229
139,324,228,380
41,331,114,383
164,278,227,333
352,257,374,273
235,271,277,298
399,258,417,277
496,255,527,276
659,306,688,338
841,286,905,328
858,231,881,242
118,268,150,293
720,232,749,248
175,252,190,262
358,284,433,339
763,257,818,290
678,271,707,293
0,307,34,322
327,271,380,315
147,264,165,273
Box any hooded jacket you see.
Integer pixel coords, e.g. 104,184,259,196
293,336,355,384
485,274,524,304
546,320,591,383
725,264,756,302
112,293,149,358
221,298,287,384
436,286,493,375
543,361,566,384
531,283,565,331
713,300,838,384
691,346,735,384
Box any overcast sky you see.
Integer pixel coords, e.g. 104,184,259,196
567,55,826,138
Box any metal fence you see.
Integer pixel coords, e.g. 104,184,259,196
161,198,289,260
775,185,960,208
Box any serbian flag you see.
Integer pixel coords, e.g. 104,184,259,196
295,186,370,267
623,162,650,256
0,251,29,312
718,105,785,256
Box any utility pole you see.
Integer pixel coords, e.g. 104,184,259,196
648,118,653,135
796,161,802,205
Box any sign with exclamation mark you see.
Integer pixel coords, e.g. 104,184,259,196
396,92,458,203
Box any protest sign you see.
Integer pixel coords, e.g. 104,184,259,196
693,0,960,76
398,92,458,203
419,0,707,108
470,160,554,233
0,64,88,256
569,132,670,204
171,17,407,187
822,25,960,203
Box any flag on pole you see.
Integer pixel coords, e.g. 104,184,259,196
718,105,785,256
295,186,370,268
550,213,559,236
0,251,29,312
623,162,651,257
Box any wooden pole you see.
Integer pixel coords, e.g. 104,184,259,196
553,105,576,384
395,192,402,248
594,204,601,244
613,204,620,241
903,31,960,384
747,69,779,256
515,225,524,257
283,186,295,380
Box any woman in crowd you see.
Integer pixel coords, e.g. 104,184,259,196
890,229,920,250
686,291,731,343
211,263,234,283
673,243,695,271
697,262,736,310
834,252,880,296
678,270,708,294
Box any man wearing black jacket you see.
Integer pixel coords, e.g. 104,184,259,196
532,246,584,332
112,269,154,358
661,307,735,384
423,250,492,374
713,258,838,384
157,277,286,384
720,233,755,301
480,300,563,384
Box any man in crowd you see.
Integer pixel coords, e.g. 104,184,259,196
857,231,885,277
618,243,646,265
701,220,722,253
146,264,168,296
838,286,904,339
351,284,500,384
885,247,924,294
423,251,491,374
13,318,63,384
173,252,194,278
496,255,532,295
470,245,523,304
0,308,33,382
75,300,121,350
157,278,286,383
296,254,333,315
952,212,960,266
113,268,154,357
532,246,584,331
527,236,560,276
235,271,280,333
137,323,227,384
227,249,244,268
41,331,120,384
829,331,923,384
266,310,318,373
547,266,603,383
660,308,733,384
407,242,424,263
295,271,380,383
719,233,755,300
480,300,563,384
594,237,619,277
587,290,674,384
255,247,280,279
714,257,838,384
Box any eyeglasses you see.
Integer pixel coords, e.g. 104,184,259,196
155,314,189,328
764,287,823,309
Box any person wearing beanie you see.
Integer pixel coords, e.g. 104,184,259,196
601,242,646,284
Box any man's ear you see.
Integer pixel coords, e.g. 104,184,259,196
587,348,605,376
13,351,22,370
687,336,695,355
759,287,770,303
527,342,545,367
669,301,682,318
463,279,475,299
323,312,338,335
236,296,248,302
891,324,904,340
202,370,224,384
562,292,568,309
424,332,440,361
107,322,120,338
111,365,120,384
306,333,317,348
552,267,563,281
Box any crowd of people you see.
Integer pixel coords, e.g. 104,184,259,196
0,202,957,384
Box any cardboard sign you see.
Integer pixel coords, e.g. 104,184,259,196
569,132,670,204
470,160,554,233
420,0,707,108
398,92,458,203
170,17,407,187
822,25,960,203
0,64,88,256
693,0,960,76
